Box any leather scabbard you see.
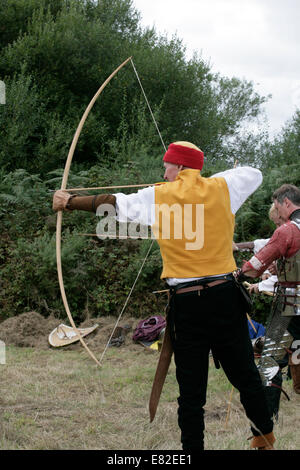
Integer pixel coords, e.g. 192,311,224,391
149,322,173,422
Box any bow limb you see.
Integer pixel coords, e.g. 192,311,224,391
56,57,132,367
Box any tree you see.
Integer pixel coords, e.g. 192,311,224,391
264,109,300,169
0,0,270,174
0,0,66,50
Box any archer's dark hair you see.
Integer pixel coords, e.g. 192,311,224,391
272,184,300,205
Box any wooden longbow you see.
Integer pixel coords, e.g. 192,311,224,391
56,57,132,367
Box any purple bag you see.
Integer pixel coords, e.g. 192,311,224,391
132,316,166,342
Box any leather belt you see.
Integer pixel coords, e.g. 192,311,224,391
175,278,230,295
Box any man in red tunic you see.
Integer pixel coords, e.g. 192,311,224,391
242,185,300,279
242,184,300,416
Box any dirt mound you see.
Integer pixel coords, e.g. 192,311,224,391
0,311,140,351
0,311,58,349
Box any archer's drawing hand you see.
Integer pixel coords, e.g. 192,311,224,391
52,190,73,212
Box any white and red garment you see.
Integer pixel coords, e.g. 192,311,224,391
243,220,300,277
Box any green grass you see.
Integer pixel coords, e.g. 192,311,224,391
0,345,299,450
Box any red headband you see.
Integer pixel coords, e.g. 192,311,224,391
163,143,204,170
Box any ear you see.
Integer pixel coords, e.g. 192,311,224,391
284,197,291,207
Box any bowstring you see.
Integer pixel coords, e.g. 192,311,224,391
98,59,166,366
99,240,154,364
130,59,167,152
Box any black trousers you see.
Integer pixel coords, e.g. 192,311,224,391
170,280,274,451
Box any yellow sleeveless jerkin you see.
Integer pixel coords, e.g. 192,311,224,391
152,169,236,279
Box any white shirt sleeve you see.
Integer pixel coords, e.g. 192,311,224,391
114,186,155,225
258,275,278,292
213,167,263,214
254,238,270,254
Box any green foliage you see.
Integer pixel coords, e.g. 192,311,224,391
264,110,300,169
0,169,50,236
234,162,300,242
251,293,274,325
0,66,73,173
0,0,272,175
0,0,299,324
0,165,165,320
0,0,65,50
